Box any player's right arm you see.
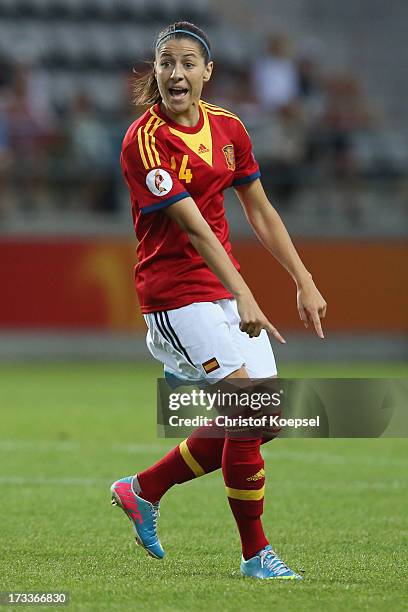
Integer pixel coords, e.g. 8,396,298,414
164,198,285,343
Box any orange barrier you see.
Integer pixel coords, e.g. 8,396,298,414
1,238,406,332
0,238,141,330
235,240,408,332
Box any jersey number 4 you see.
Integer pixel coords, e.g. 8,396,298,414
170,155,193,183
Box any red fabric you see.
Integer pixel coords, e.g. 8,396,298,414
139,432,268,559
182,422,226,471
228,498,268,560
222,437,268,560
136,423,275,506
120,101,260,313
137,445,193,504
137,423,224,503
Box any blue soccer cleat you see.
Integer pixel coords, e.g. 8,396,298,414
111,476,165,559
241,545,302,580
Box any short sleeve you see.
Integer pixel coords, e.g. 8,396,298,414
121,133,190,215
232,121,261,187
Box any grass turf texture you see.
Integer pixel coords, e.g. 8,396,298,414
0,362,407,611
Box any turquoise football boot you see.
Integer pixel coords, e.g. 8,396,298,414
111,476,165,559
241,545,302,580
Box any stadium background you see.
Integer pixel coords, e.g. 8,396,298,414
0,2,407,610
0,0,407,362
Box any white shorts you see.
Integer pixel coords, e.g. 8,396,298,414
143,298,277,383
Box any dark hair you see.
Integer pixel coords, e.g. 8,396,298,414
132,21,211,106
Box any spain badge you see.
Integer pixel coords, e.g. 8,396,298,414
222,144,236,171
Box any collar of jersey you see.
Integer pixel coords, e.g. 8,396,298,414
151,101,205,134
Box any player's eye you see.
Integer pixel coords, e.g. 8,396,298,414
160,61,172,68
185,63,194,68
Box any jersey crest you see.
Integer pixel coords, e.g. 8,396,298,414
222,144,236,171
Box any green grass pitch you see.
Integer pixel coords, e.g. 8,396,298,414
0,361,407,611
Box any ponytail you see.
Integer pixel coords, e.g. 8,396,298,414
132,63,161,106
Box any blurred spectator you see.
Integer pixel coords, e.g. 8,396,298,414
252,33,299,112
0,114,12,218
252,102,307,208
0,64,55,213
69,92,112,170
296,44,325,125
2,66,46,156
0,56,13,91
308,74,379,222
68,92,118,213
315,74,376,174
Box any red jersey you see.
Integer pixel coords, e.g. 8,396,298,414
121,100,260,313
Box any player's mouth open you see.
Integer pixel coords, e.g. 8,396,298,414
168,87,189,99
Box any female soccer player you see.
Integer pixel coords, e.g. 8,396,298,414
111,22,326,580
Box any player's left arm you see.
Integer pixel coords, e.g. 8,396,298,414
235,178,327,338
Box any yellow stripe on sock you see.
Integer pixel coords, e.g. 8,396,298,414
179,439,205,477
226,485,265,501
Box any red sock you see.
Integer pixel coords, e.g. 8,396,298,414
222,436,268,560
137,423,276,506
137,421,224,503
136,444,194,503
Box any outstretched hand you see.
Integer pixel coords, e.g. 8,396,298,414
297,279,327,339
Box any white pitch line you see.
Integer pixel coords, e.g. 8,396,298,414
196,477,406,491
0,475,404,491
112,443,174,454
0,476,108,486
0,441,173,454
0,441,79,451
267,448,408,468
0,441,407,469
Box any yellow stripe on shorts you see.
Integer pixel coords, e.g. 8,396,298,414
179,439,205,477
226,485,265,501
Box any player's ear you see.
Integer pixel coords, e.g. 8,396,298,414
203,61,213,82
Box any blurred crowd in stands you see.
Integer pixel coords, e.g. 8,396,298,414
0,59,126,217
237,33,380,212
0,30,405,222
